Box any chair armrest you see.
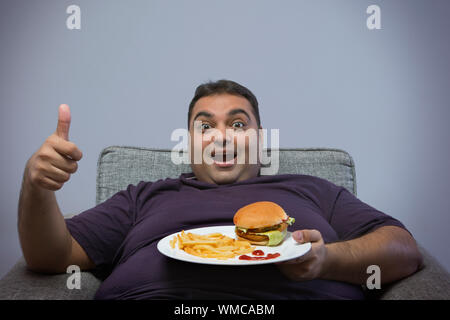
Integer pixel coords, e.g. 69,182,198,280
0,257,101,300
367,245,450,300
0,213,100,299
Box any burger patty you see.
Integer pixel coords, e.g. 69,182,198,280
246,224,281,233
235,228,268,241
235,223,288,241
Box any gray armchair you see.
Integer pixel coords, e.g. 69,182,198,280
1,146,449,299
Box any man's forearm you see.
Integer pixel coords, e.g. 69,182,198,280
321,226,423,285
18,166,73,272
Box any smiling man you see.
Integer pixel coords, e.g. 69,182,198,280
188,85,263,185
18,79,422,299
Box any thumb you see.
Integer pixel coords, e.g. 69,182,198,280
292,229,322,244
56,104,71,140
292,230,304,243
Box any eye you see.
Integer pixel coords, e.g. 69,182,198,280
201,123,211,131
232,121,245,129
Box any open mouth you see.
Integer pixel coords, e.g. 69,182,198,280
211,151,237,167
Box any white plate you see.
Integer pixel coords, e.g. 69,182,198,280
157,225,311,266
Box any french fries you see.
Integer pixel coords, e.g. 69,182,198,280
170,230,254,260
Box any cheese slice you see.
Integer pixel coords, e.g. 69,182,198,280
254,229,287,246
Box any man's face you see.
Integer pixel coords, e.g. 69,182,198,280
189,94,262,185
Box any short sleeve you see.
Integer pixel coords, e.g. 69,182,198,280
65,182,142,270
329,187,409,241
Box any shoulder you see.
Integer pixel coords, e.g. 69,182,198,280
263,173,339,189
128,175,184,194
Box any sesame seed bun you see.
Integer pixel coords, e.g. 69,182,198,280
233,201,288,229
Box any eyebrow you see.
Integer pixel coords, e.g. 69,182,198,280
192,108,251,123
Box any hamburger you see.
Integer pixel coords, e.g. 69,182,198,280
233,201,295,246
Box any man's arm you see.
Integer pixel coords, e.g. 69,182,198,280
18,104,95,273
276,226,423,285
18,170,95,273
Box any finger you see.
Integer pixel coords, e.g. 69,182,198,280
275,253,309,265
56,104,71,141
41,143,80,171
275,246,315,265
44,165,71,184
292,229,322,244
39,176,63,191
49,152,79,174
302,229,322,243
277,260,316,280
52,138,83,161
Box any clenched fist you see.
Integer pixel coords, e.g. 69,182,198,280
25,104,83,191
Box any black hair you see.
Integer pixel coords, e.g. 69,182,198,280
188,79,261,130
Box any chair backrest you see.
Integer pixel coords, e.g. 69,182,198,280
96,146,357,204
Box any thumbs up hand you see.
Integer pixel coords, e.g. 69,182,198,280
26,104,83,191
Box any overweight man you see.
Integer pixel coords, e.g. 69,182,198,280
18,79,423,299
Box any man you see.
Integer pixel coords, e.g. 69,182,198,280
18,79,422,299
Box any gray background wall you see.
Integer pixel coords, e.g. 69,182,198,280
1,0,449,279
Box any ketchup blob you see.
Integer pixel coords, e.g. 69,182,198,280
239,250,280,260
252,250,264,256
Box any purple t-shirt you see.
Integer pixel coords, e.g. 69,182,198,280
66,172,407,300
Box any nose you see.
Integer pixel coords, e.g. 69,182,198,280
212,126,232,147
